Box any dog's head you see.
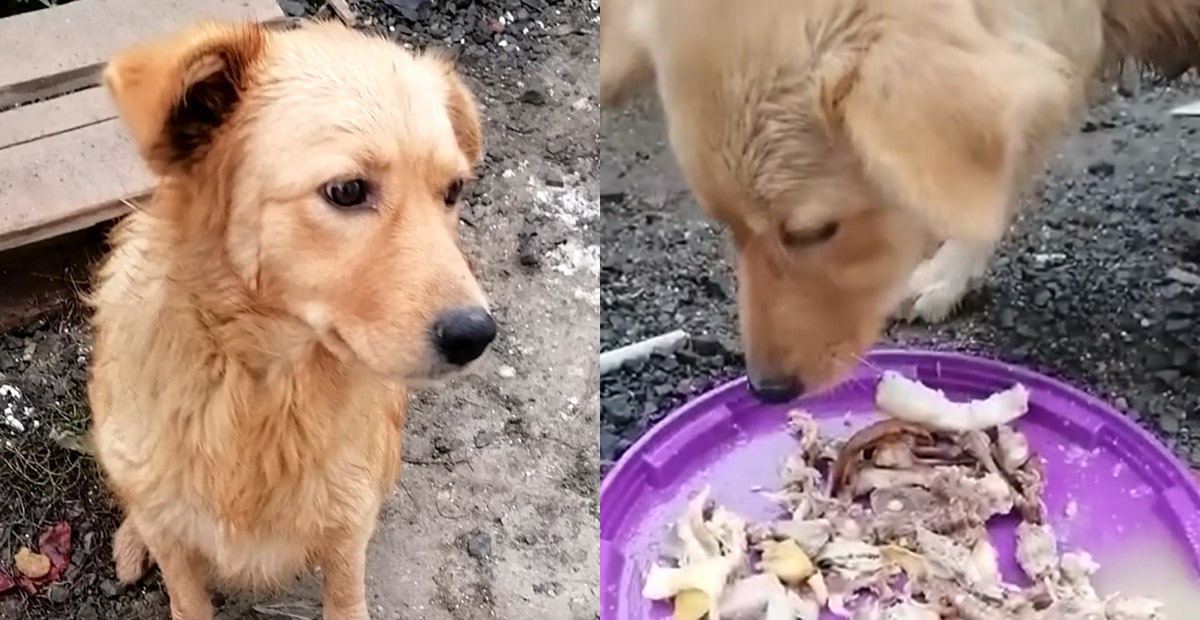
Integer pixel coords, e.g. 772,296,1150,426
659,1,1073,400
103,21,495,381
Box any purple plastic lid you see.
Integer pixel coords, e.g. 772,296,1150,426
599,349,1200,620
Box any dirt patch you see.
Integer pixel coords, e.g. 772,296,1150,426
0,0,598,618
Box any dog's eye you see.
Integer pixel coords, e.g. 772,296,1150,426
321,179,371,209
782,222,840,248
443,179,465,206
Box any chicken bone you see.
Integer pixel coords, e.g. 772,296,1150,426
996,424,1031,472
1015,521,1059,583
830,419,933,498
749,518,833,558
643,487,749,618
914,527,1004,598
719,572,822,620
787,409,824,462
880,600,941,620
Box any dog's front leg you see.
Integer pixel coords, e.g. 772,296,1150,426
902,238,998,322
320,537,371,620
153,543,213,620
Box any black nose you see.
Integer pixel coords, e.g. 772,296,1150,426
431,307,497,366
747,374,802,404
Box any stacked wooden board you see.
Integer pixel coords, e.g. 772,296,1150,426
0,0,287,328
0,0,287,252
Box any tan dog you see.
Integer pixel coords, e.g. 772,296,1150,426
601,0,1200,401
87,20,495,620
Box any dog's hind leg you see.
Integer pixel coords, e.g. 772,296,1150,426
901,239,997,323
113,517,150,584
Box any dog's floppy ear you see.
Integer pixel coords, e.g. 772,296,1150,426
426,51,483,165
818,31,1069,244
103,21,267,175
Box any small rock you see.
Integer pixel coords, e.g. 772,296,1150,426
1086,161,1115,177
432,435,457,455
1167,267,1200,286
517,217,541,268
464,529,492,561
520,88,549,105
473,430,494,449
100,579,121,598
498,365,517,378
43,583,69,604
691,336,724,357
78,604,100,620
543,169,565,187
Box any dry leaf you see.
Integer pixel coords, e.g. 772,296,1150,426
14,548,50,580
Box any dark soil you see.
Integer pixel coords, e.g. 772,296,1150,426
0,0,598,618
601,80,1200,473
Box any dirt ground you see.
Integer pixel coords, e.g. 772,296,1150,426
601,78,1200,471
0,1,599,619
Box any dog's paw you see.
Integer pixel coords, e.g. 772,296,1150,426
898,241,993,323
904,275,973,323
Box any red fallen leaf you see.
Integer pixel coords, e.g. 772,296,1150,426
0,521,72,596
36,521,71,582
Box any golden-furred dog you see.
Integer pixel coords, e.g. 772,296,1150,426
87,20,495,620
601,0,1200,401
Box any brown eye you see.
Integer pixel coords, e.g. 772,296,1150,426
321,179,371,209
782,222,840,248
444,179,465,206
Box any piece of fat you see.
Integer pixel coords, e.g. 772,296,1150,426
874,371,1029,432
719,573,822,620
1105,596,1163,620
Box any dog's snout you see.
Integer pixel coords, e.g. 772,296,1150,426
431,306,497,366
747,373,803,404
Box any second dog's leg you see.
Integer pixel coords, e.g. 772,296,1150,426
598,0,654,107
902,239,997,322
320,538,371,620
153,543,213,620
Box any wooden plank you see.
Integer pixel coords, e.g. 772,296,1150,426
0,88,115,149
0,0,287,109
0,115,149,252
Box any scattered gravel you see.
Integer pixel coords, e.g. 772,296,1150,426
601,80,1200,473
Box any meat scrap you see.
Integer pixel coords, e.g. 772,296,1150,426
643,377,1163,619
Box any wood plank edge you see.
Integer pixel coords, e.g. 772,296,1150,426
0,15,299,112
0,192,144,253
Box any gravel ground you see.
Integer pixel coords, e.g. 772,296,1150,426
0,1,599,619
601,80,1200,474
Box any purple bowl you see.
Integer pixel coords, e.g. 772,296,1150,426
599,349,1200,620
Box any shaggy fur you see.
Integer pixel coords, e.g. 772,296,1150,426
600,0,1200,396
88,20,488,620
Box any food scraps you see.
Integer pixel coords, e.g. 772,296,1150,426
642,375,1162,619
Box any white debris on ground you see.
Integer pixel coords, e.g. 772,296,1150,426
0,383,35,433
